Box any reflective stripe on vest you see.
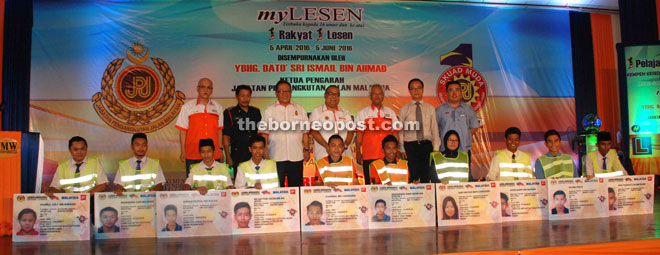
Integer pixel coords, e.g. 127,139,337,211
538,154,574,179
193,175,228,182
190,162,231,190
497,150,533,181
371,159,408,185
316,156,355,186
57,157,100,193
238,160,279,189
119,159,159,192
590,150,625,178
431,152,469,182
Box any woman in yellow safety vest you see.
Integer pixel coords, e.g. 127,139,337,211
430,130,471,183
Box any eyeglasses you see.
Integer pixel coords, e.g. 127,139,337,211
277,90,292,93
325,92,340,97
198,86,213,90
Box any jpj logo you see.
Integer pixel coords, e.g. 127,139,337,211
632,136,652,155
437,44,487,112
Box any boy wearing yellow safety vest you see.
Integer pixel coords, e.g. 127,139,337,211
430,130,470,183
370,135,410,185
46,136,108,197
234,135,280,190
534,130,577,179
314,134,358,186
486,127,534,181
113,133,166,195
183,139,234,195
584,132,627,178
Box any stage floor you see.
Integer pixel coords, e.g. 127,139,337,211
4,192,660,255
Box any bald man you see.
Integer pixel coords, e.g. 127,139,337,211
176,78,225,175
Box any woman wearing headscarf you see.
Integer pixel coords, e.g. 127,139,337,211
429,130,471,183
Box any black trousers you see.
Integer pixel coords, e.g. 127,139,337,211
404,140,434,183
276,160,303,187
363,159,376,184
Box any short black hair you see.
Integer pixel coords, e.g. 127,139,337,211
234,202,251,214
275,80,291,91
131,133,147,144
249,135,266,147
100,207,118,218
381,134,398,149
164,204,177,215
199,138,215,151
505,127,521,139
328,134,344,145
235,85,252,96
408,78,424,89
445,81,460,91
500,193,509,203
608,187,615,194
375,199,387,207
597,131,612,143
68,136,87,149
18,208,37,220
307,201,323,211
553,190,566,198
544,129,561,142
325,85,340,94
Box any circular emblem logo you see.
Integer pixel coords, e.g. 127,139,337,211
92,43,185,133
436,66,487,112
115,65,162,108
631,125,641,133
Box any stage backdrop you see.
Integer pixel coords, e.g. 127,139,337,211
623,44,660,174
29,1,576,187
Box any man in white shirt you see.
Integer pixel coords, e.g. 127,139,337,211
399,78,441,183
486,127,533,181
258,80,310,187
46,136,108,196
309,85,355,160
584,132,627,178
113,133,166,195
234,135,279,190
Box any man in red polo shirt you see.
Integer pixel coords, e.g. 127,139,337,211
356,84,399,184
176,78,225,175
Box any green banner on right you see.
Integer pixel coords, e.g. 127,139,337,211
624,45,660,174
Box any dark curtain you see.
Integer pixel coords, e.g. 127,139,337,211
570,11,597,176
1,0,32,132
21,132,40,193
619,0,659,44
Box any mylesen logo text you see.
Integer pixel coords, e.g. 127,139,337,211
257,7,363,25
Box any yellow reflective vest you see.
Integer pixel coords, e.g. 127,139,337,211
496,150,533,181
190,162,232,190
237,160,279,189
118,158,159,192
430,152,469,183
588,149,626,178
57,157,101,193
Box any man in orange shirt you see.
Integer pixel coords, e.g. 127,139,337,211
176,78,225,175
356,85,399,184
